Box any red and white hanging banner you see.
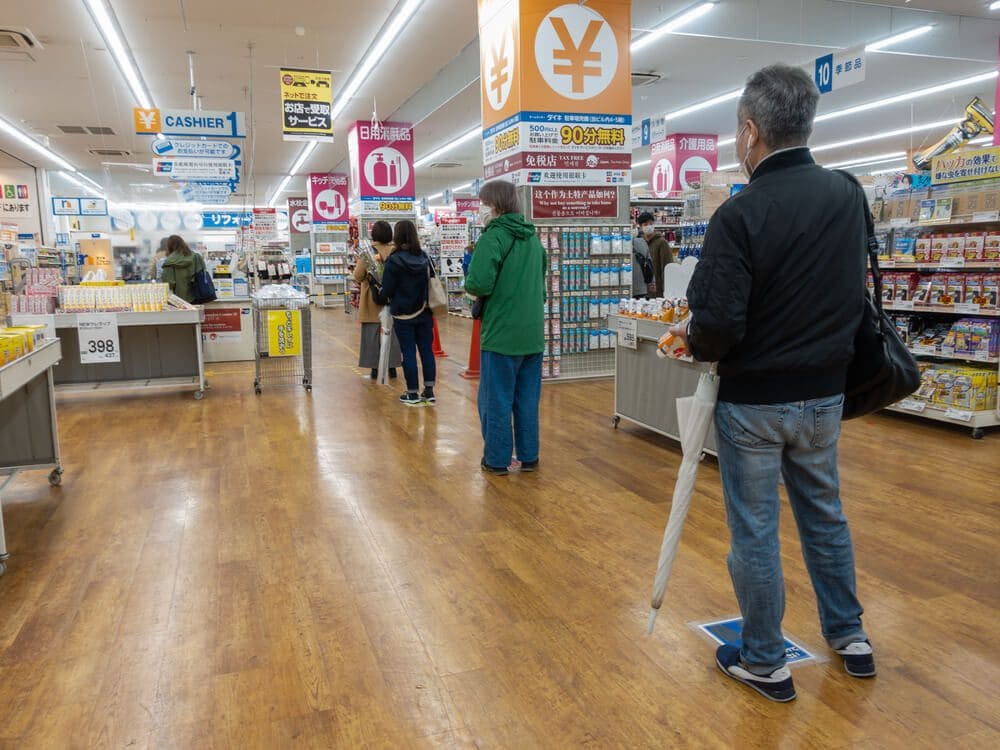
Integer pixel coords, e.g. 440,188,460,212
307,173,349,230
650,133,718,198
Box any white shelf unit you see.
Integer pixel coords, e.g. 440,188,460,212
879,216,1000,437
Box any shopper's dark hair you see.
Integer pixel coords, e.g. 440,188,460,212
393,220,422,255
371,220,392,244
478,180,520,215
166,234,192,256
637,211,655,225
738,64,819,148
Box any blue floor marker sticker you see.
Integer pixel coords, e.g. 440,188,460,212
695,616,816,666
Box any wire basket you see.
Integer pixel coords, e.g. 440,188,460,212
252,296,312,394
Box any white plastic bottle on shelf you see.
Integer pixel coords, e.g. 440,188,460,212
621,264,632,287
589,298,601,319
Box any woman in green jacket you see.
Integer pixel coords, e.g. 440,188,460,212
465,180,547,476
161,235,206,303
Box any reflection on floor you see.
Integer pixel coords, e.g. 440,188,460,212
0,307,997,748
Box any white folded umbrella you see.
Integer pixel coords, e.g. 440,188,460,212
647,364,720,634
377,306,393,385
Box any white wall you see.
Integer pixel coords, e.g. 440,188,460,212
0,162,42,240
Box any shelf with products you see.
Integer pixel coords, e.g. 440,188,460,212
537,221,633,380
885,302,1000,317
887,399,999,430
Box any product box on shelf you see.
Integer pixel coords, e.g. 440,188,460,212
928,277,950,305
930,235,947,263
914,235,933,263
0,333,25,365
965,233,987,262
943,235,966,264
981,275,999,309
944,318,1000,359
913,277,933,304
915,363,998,412
893,273,919,302
985,233,1000,262
945,274,966,306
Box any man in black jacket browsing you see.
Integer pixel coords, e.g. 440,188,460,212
669,64,873,702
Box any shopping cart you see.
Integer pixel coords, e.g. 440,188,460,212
252,294,313,394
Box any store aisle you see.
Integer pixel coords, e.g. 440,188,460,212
0,308,998,749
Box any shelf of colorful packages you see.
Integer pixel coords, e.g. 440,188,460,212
876,206,1000,436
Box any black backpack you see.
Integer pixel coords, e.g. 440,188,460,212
633,243,654,284
192,254,217,304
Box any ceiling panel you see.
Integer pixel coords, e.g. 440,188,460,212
1,0,999,206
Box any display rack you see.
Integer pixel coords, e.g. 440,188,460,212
0,339,65,575
9,309,208,400
312,228,351,309
439,217,470,314
609,314,718,455
630,197,685,232
876,215,1000,438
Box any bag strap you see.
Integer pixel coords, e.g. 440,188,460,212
835,170,887,328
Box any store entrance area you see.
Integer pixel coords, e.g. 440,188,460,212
0,308,995,748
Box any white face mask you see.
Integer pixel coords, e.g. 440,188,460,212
642,225,655,237
479,205,494,225
738,123,757,179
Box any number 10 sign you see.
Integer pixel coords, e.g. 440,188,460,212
77,313,121,364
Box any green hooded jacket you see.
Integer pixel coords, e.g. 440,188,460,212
465,212,547,356
161,251,206,303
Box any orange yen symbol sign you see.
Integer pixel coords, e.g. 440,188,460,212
490,37,510,102
550,17,603,94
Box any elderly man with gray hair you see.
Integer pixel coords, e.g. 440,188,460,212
669,64,874,701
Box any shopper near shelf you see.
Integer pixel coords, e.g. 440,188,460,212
632,221,653,298
161,235,207,304
371,220,436,406
148,237,169,281
669,64,874,702
353,220,400,381
465,180,546,476
638,212,673,295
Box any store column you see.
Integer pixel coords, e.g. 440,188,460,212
477,0,633,379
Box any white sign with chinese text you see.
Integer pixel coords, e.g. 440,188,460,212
813,46,866,95
77,313,121,364
153,158,237,181
615,315,638,350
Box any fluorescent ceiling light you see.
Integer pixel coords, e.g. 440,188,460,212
823,152,907,169
415,127,481,168
717,137,736,148
452,182,473,193
268,176,293,208
866,24,934,52
0,116,76,170
289,141,318,174
631,2,716,53
812,118,958,153
992,1,1000,10
717,162,739,171
82,0,153,109
74,172,104,191
816,70,998,123
631,181,648,188
632,159,651,169
869,164,909,175
59,170,105,198
663,88,744,122
330,0,424,121
426,192,444,201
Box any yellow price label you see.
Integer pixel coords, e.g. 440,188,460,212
267,309,302,357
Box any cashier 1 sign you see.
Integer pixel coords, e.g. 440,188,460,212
347,121,415,201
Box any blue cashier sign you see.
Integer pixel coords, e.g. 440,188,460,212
697,617,815,665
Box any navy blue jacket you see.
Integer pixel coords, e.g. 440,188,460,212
373,249,434,318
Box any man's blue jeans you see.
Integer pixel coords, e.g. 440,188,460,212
478,351,542,468
714,395,867,673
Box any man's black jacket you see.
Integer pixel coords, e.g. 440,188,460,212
687,148,867,404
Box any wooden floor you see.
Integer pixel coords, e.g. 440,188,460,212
0,308,998,749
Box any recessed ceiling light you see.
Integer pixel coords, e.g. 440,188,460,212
865,25,934,52
631,2,717,53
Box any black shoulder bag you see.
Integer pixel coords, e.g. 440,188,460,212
840,173,920,419
471,236,517,320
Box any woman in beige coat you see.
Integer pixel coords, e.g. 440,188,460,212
353,220,402,379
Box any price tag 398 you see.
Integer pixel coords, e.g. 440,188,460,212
77,313,121,364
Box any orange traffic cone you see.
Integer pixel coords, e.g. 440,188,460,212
432,317,448,357
459,319,482,380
